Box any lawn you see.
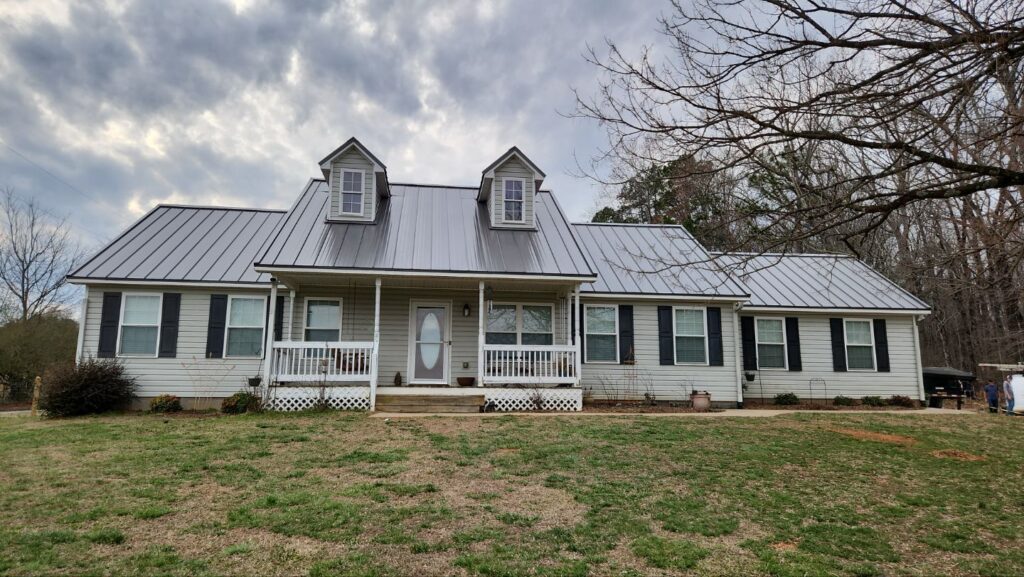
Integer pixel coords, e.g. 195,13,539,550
0,411,1021,577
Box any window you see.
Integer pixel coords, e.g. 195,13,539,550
584,304,618,363
486,304,553,345
225,296,265,357
755,318,786,369
340,170,363,215
119,294,161,356
503,179,524,222
844,319,875,371
673,307,707,364
304,299,341,341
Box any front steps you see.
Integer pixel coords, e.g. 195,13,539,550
375,394,485,413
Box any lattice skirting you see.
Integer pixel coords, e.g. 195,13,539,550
484,388,583,412
265,386,370,412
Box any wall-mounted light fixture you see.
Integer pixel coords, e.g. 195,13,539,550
463,303,471,317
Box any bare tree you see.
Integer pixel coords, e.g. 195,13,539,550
0,188,83,322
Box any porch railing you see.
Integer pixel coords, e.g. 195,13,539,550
482,344,578,385
271,341,375,383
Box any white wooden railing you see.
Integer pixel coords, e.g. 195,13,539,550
482,344,578,385
271,341,375,383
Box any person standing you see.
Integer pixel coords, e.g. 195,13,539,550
1005,376,1016,416
984,379,999,413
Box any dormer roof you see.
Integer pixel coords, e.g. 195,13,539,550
318,137,390,198
478,146,545,201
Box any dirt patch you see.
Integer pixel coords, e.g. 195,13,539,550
744,402,920,411
584,402,722,414
771,541,799,552
831,428,917,445
931,449,986,462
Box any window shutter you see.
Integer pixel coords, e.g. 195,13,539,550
97,292,122,358
785,317,801,371
873,319,890,372
740,316,757,371
158,293,181,358
618,305,634,364
657,306,674,365
206,294,228,359
273,295,285,341
829,318,847,372
707,307,723,366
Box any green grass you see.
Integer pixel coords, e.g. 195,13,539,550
0,411,1021,576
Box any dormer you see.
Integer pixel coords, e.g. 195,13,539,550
318,137,390,223
478,147,545,229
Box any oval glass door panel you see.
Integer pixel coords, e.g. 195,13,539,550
414,306,447,382
420,312,441,369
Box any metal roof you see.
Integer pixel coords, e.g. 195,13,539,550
256,182,595,279
572,223,749,298
713,252,930,311
69,205,285,285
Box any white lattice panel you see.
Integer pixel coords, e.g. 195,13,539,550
484,389,582,412
265,387,370,412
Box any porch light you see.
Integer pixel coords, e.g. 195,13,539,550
463,303,471,317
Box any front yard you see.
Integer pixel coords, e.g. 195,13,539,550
0,411,1020,577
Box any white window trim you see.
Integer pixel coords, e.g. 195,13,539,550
485,302,555,345
301,297,344,342
224,295,267,359
672,305,709,366
584,303,619,364
754,317,788,370
116,292,163,358
843,318,876,372
502,178,526,223
339,169,365,216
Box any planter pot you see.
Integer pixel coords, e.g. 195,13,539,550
247,377,262,388
456,377,476,387
690,391,712,412
744,371,756,382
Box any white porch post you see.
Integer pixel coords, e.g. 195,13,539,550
286,289,296,340
478,281,485,387
732,303,744,408
75,286,88,364
262,279,279,392
371,277,382,410
573,284,581,387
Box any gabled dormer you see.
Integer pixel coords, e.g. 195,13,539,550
478,147,545,229
319,137,390,223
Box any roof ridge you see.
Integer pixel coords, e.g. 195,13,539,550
572,222,686,229
712,251,855,258
156,204,287,213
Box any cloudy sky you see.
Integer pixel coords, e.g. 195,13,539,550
0,0,665,249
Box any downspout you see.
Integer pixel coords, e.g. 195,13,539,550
371,277,381,410
477,281,485,387
261,278,279,397
912,315,926,401
733,302,744,408
75,286,88,364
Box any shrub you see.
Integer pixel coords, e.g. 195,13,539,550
888,395,916,408
774,392,800,406
149,394,182,413
38,358,135,417
833,395,856,406
861,395,887,407
221,391,261,414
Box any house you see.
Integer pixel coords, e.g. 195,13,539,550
67,138,930,411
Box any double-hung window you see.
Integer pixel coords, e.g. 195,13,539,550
844,319,875,371
225,296,265,357
119,294,161,356
755,318,786,369
304,299,341,341
485,304,518,345
584,304,618,363
341,170,364,215
485,304,553,345
522,305,553,345
503,179,524,222
673,307,707,364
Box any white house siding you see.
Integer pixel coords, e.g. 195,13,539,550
491,156,535,228
578,300,742,405
739,313,923,401
329,148,375,221
81,285,270,407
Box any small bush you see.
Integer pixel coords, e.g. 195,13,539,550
833,395,856,406
861,395,887,407
149,394,182,413
888,395,916,408
774,392,800,406
38,358,135,417
221,391,261,414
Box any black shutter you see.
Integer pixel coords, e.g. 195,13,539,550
579,303,586,363
873,319,890,372
274,295,285,341
830,318,847,372
158,293,181,358
740,316,757,371
618,305,634,364
785,317,801,371
97,292,122,358
707,307,723,366
657,306,674,365
206,294,228,359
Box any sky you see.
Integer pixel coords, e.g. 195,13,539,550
0,0,665,251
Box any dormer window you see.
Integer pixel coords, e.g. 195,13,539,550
341,170,364,215
504,179,525,222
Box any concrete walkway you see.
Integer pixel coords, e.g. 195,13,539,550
371,407,970,419
0,410,32,418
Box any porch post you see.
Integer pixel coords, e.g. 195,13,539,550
573,284,581,387
478,281,485,387
75,286,88,365
262,278,279,392
286,289,296,340
371,277,382,411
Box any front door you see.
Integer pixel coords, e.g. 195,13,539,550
410,302,449,384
